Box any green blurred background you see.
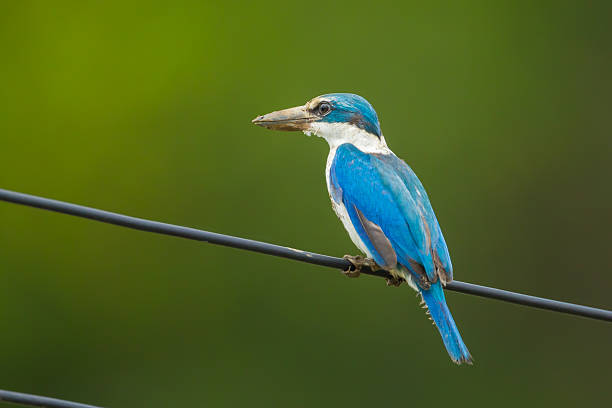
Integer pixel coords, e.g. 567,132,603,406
1,1,611,407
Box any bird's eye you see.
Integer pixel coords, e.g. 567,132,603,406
317,102,331,116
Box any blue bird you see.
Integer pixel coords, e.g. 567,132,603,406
252,93,472,364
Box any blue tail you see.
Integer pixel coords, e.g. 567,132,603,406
420,282,472,365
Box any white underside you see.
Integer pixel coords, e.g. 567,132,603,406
328,182,371,255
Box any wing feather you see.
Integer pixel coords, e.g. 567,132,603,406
330,143,453,285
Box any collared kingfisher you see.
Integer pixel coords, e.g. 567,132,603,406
252,93,472,365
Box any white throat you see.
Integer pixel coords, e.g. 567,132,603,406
304,122,390,154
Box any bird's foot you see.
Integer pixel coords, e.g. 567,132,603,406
342,255,381,278
342,255,403,287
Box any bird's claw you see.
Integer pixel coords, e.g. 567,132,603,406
342,255,403,287
342,255,381,278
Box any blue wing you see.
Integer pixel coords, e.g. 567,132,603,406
330,143,471,364
330,143,452,285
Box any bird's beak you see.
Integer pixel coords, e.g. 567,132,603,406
251,105,315,131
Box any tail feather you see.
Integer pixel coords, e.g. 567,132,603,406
420,282,472,365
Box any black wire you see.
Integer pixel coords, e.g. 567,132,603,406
1,187,610,408
1,188,612,323
0,389,103,408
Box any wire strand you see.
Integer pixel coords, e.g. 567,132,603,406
1,188,611,323
0,389,103,408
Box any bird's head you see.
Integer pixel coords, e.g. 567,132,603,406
252,93,386,151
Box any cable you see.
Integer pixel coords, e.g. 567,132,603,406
0,389,103,408
1,187,611,322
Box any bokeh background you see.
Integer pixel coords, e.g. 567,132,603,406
1,1,611,407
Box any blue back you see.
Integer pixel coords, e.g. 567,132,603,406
329,143,452,283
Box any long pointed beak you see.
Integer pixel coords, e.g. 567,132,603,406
251,105,315,131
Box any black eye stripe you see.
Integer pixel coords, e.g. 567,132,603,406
349,113,381,139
